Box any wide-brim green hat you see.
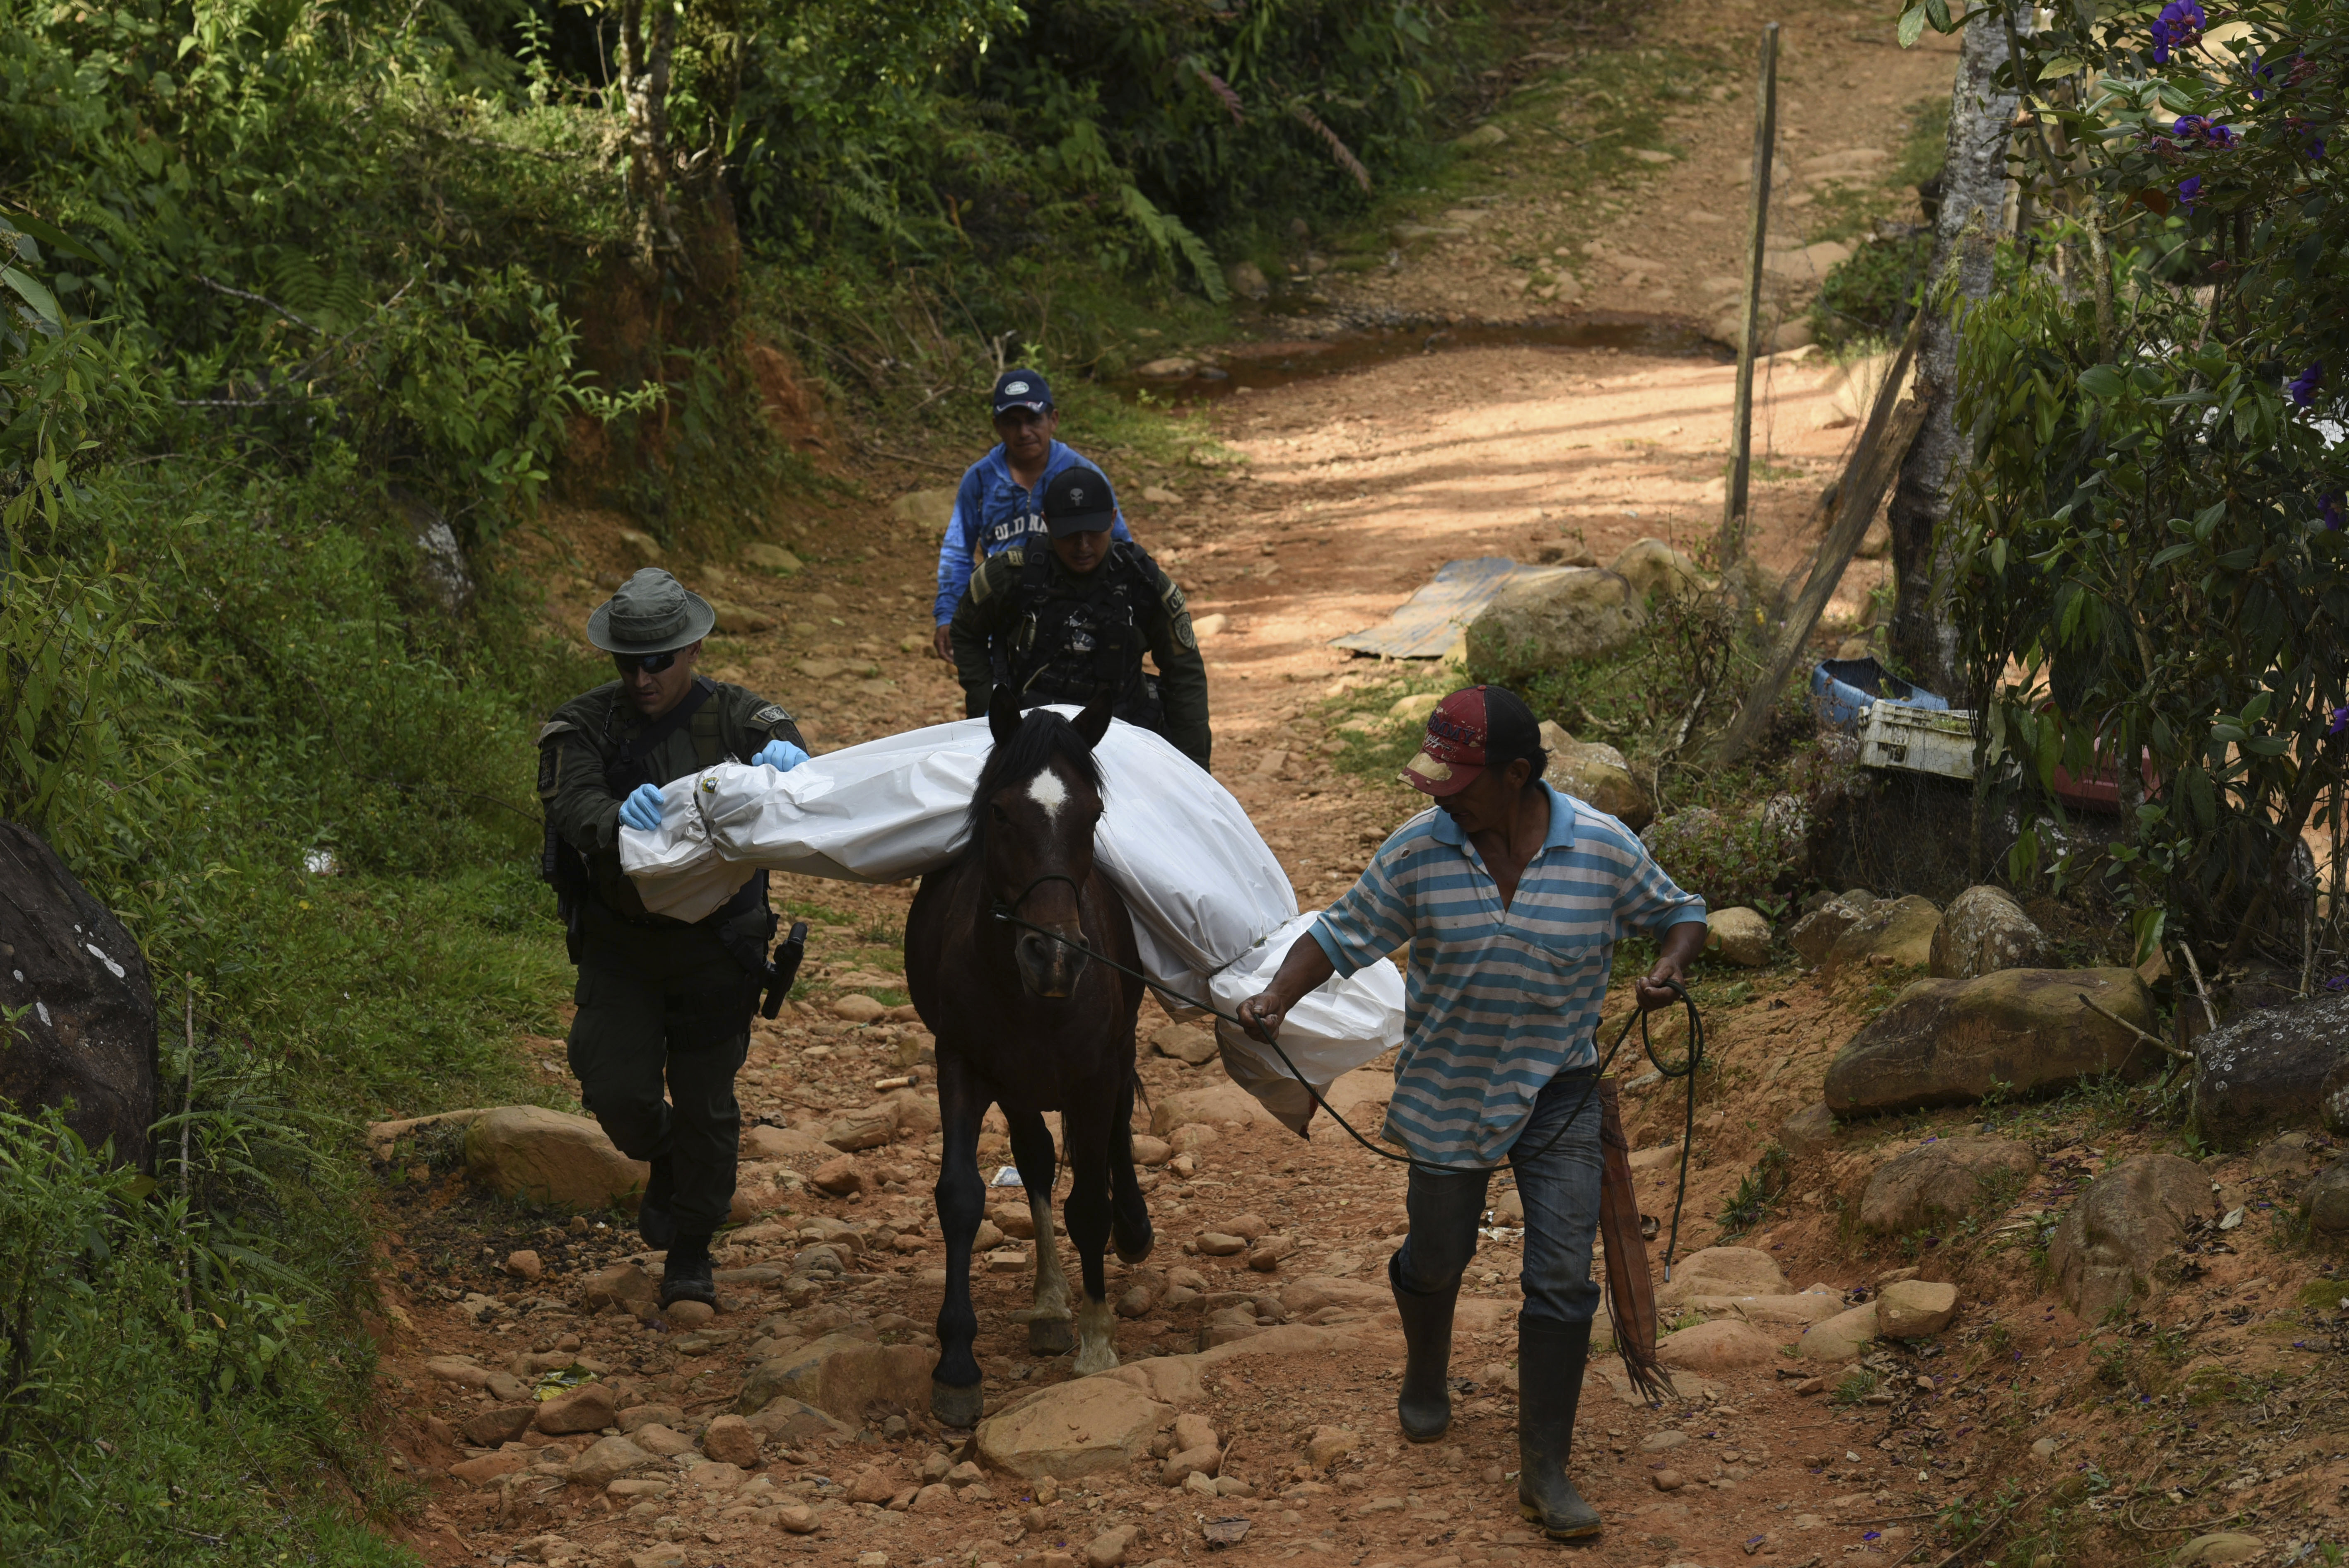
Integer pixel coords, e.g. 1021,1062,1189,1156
585,568,717,655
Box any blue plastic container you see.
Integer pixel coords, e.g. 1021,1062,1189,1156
1811,657,1949,731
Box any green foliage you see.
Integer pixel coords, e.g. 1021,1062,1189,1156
1810,229,1931,351
1641,803,1808,914
1934,0,2349,964
0,1105,409,1566
1719,1143,1792,1237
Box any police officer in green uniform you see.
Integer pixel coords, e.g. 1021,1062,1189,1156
948,467,1213,769
538,569,811,1308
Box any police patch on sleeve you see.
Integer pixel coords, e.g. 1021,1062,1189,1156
752,704,793,728
1174,613,1198,651
534,719,576,747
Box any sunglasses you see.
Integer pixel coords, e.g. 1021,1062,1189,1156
613,649,681,676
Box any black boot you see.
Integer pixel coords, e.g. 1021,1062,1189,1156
661,1233,716,1310
637,1156,677,1251
1388,1250,1457,1443
1518,1316,1601,1540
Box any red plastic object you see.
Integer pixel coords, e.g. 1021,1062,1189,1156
2050,748,2161,814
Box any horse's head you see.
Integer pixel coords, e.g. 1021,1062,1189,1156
972,688,1113,998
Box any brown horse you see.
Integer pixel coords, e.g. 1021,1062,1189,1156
904,691,1155,1427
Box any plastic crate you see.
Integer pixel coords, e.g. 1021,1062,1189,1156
1857,702,1976,780
1811,657,1950,731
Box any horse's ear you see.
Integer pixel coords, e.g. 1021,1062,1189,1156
987,685,1023,749
1072,698,1112,748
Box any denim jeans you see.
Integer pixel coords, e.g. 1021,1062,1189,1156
1394,1066,1603,1329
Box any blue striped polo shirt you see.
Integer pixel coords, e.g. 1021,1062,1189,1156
1310,783,1706,1168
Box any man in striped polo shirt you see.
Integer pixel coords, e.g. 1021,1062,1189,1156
1237,685,1707,1541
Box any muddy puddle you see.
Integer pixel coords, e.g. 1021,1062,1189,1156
1113,312,1732,402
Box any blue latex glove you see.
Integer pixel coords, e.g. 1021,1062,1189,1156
618,782,665,832
754,739,810,772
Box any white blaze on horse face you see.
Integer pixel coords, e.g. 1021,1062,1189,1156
1026,767,1071,824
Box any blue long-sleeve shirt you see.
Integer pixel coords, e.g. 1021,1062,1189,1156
932,441,1132,625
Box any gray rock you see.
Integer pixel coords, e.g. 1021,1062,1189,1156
1779,1102,1837,1157
1788,892,1873,967
1551,739,1653,830
0,824,158,1168
2250,1131,2317,1181
1706,907,1773,967
1928,886,2049,979
1822,894,1941,977
1859,1137,2039,1233
2192,990,2349,1149
2048,1153,2209,1321
1608,538,1709,604
1226,261,1271,301
1463,568,1646,685
2302,1164,2349,1235
1824,968,2159,1115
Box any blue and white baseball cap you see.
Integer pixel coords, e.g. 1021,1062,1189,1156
992,368,1054,416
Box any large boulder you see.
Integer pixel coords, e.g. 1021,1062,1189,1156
2048,1153,2208,1321
1608,538,1709,604
2192,990,2349,1150
1788,891,1876,967
1823,968,2159,1115
975,1377,1170,1481
1928,886,2050,979
1550,739,1654,830
1822,895,1941,977
1877,1279,1960,1337
1705,907,1773,968
734,1332,934,1425
1797,1301,1878,1362
1149,1082,1279,1136
464,1106,650,1208
1859,1137,2040,1234
2302,1163,2349,1236
1655,1246,1789,1309
1656,1318,1779,1370
1463,568,1646,684
0,823,158,1168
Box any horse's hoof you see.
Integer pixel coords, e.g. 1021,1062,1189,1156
1113,1223,1154,1266
1028,1315,1075,1355
931,1380,985,1429
1072,1345,1120,1377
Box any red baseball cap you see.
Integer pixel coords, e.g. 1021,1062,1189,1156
1401,685,1543,797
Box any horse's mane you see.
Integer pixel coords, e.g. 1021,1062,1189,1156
963,707,1107,855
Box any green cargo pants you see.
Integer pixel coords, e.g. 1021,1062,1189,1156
565,944,756,1239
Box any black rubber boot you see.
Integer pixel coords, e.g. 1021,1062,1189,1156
637,1156,677,1251
661,1233,717,1311
1518,1316,1602,1540
1388,1250,1458,1443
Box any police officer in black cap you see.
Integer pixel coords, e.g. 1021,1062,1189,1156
948,467,1212,767
537,568,810,1308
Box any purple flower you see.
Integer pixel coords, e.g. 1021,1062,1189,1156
2291,362,2325,407
2329,706,2349,736
2206,123,2238,147
2150,0,2206,62
2173,113,2209,140
2322,492,2345,531
2178,174,2203,210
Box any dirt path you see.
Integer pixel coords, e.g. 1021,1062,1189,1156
371,19,2349,1568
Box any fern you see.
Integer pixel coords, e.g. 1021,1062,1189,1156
1116,185,1229,304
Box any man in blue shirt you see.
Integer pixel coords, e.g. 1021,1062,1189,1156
928,369,1133,661
1238,685,1707,1544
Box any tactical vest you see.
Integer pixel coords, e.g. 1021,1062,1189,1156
1006,543,1166,729
541,678,770,960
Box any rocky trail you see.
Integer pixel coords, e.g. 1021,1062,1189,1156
366,9,2349,1568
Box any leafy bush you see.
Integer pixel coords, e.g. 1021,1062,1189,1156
1809,228,1931,351
1919,0,2349,967
1641,800,1808,915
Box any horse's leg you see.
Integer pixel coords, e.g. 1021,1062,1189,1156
1060,1085,1120,1376
1108,1068,1154,1265
1005,1110,1073,1356
929,1056,989,1428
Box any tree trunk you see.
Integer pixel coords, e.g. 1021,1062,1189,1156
618,0,680,277
1885,7,2018,700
